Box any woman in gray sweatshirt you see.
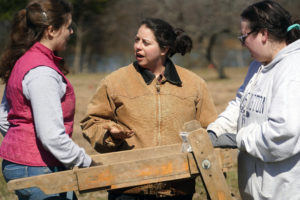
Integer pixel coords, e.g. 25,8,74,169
208,1,300,199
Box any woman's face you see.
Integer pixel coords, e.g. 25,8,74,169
240,19,261,60
52,13,73,51
134,24,166,69
240,19,269,63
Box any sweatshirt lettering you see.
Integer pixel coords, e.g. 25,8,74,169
241,93,266,114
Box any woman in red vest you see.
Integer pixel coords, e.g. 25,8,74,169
0,0,94,199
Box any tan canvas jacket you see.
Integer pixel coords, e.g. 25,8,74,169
81,60,217,196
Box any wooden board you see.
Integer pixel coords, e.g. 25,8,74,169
7,144,199,194
188,128,232,200
77,153,191,191
7,122,233,200
7,169,79,194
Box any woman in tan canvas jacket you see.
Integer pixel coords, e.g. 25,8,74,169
80,18,217,200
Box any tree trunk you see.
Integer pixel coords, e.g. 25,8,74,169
82,45,92,73
206,29,230,79
72,16,84,73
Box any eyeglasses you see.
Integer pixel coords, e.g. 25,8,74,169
238,30,255,45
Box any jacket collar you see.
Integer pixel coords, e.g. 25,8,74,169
31,42,63,66
134,58,182,86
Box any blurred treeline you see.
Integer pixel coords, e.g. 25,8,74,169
0,0,300,78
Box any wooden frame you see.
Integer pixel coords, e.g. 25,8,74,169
7,124,233,200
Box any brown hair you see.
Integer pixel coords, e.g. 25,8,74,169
241,0,300,45
0,0,72,84
140,18,193,57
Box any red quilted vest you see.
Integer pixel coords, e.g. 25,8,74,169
0,42,75,166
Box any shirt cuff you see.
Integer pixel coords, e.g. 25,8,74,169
236,131,246,151
207,123,225,137
82,154,92,167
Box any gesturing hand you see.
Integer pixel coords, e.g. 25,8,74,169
105,125,135,139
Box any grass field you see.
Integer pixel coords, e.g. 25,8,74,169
0,67,248,200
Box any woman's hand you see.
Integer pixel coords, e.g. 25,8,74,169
207,130,237,148
104,125,135,139
90,160,103,167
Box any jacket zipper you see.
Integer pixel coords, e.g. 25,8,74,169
156,80,161,145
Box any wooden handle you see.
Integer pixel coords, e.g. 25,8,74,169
188,127,233,200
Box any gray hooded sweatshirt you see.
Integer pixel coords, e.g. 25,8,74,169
208,39,300,200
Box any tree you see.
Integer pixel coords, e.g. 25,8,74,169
0,0,27,21
95,0,254,78
95,0,300,78
68,0,107,73
2,0,300,76
0,0,28,53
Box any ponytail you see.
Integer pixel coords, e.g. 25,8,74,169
0,0,72,84
286,20,300,44
0,8,36,84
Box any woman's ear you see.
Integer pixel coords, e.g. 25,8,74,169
161,47,169,56
261,29,269,44
44,25,55,40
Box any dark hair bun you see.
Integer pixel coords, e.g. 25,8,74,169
174,28,193,56
140,18,193,57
